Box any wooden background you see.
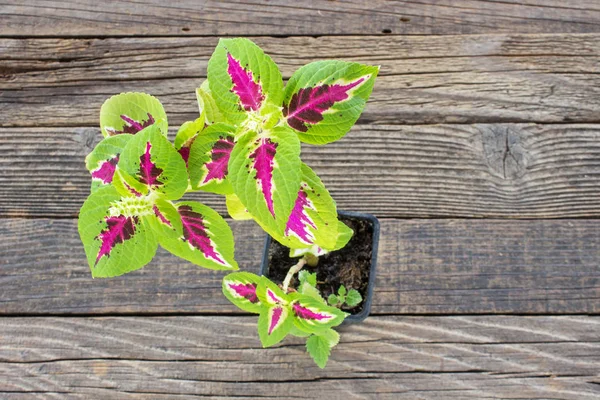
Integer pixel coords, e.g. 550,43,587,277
1,1,600,398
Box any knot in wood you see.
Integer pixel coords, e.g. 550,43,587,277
480,125,529,180
75,128,102,154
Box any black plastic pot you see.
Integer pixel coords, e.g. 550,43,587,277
260,210,380,324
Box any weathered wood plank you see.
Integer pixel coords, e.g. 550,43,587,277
0,316,599,399
3,124,600,218
1,218,598,315
1,34,599,127
1,0,600,37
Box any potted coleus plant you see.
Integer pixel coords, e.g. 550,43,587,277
78,38,378,368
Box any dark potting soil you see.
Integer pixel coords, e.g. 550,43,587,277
266,216,374,315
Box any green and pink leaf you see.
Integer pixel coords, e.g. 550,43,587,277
222,272,262,313
188,123,236,195
290,293,346,333
154,201,238,271
85,135,132,192
100,92,168,138
78,186,158,277
207,38,283,124
114,125,188,200
228,126,301,238
174,117,205,166
257,276,289,307
283,61,378,145
258,305,293,347
283,163,338,250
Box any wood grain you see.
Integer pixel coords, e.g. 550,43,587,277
1,34,600,127
1,0,600,37
0,316,598,399
1,218,598,315
3,123,600,218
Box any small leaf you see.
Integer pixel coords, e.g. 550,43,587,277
78,186,158,277
188,123,236,194
225,194,252,220
345,289,363,307
196,80,226,125
229,126,301,238
156,201,238,270
330,220,354,252
283,61,378,145
327,294,339,306
207,38,283,124
306,334,332,369
100,92,167,138
85,135,132,191
298,270,317,287
115,125,188,200
222,272,262,313
258,305,293,347
147,197,183,236
338,285,347,297
257,276,289,306
291,293,346,333
174,118,205,166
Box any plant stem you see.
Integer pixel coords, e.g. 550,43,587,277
282,257,307,292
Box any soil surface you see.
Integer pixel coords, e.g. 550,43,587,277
266,216,374,315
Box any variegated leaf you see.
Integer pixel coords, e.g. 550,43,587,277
155,201,238,270
290,293,346,333
147,197,183,236
207,38,283,124
78,185,158,277
222,272,262,313
174,117,205,167
229,126,301,238
283,61,378,144
188,123,236,195
257,304,293,347
114,125,188,200
100,92,168,138
282,163,338,250
85,134,132,192
257,276,289,307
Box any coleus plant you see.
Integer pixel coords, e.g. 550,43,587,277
78,37,377,368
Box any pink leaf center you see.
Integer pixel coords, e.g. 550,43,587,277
179,205,226,265
138,142,163,187
203,136,235,183
269,307,283,334
227,53,264,112
283,77,365,132
91,155,119,184
106,113,155,136
229,283,259,303
95,215,137,265
178,146,191,167
285,189,316,244
249,137,278,217
293,303,331,321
